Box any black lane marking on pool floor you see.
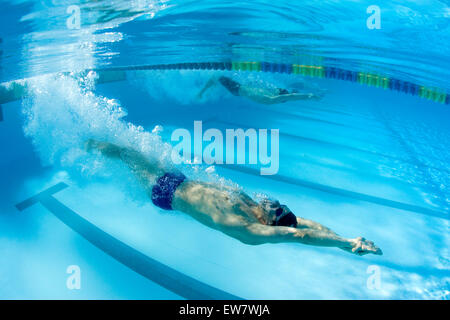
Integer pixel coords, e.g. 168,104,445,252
15,182,242,300
198,119,448,219
217,164,448,221
185,138,447,220
243,104,447,155
375,110,450,212
187,142,445,220
210,119,450,178
241,103,388,134
0,104,3,121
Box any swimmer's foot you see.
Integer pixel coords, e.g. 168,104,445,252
85,138,99,152
85,139,123,158
343,237,382,256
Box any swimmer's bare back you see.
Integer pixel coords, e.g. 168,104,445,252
86,139,382,256
197,76,322,105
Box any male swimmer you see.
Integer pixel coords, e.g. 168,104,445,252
86,139,382,256
197,76,322,104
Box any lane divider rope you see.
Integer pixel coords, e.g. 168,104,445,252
96,61,448,105
1,61,449,105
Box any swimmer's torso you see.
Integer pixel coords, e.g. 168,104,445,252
172,181,267,232
238,86,278,98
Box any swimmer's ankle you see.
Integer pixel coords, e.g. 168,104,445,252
85,139,98,152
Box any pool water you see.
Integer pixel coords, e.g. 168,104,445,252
0,0,449,299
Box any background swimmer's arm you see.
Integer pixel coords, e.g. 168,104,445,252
197,77,218,99
266,92,321,103
241,89,320,105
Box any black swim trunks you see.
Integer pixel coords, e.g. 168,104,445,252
218,76,241,96
151,172,186,210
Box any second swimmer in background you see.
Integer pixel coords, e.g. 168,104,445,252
197,75,322,104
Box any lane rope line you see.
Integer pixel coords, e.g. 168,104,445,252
1,61,449,105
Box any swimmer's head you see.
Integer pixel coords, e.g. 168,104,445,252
259,198,280,216
259,199,297,227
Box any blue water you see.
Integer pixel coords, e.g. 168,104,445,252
0,1,449,299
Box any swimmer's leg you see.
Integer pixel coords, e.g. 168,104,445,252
85,139,123,158
242,223,382,256
85,139,165,184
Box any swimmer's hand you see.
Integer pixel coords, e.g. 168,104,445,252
306,92,323,100
342,237,383,256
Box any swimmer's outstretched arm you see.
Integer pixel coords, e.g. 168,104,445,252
239,87,321,105
294,217,381,255
243,223,382,255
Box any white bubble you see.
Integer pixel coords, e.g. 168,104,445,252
152,125,163,134
22,73,172,173
205,166,215,174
